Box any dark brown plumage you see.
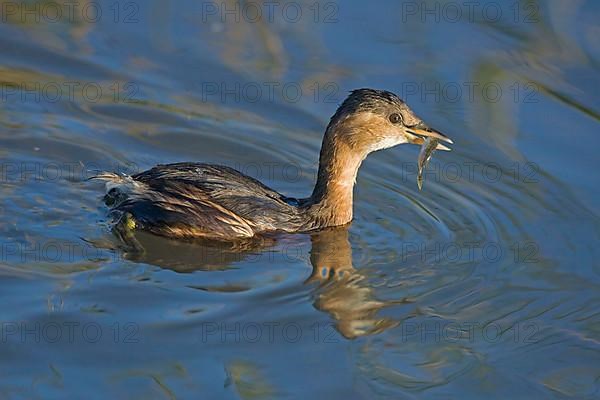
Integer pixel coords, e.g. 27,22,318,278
106,163,306,239
95,89,452,240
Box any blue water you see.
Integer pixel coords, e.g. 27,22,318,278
0,1,599,398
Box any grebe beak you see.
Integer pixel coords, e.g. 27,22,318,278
406,123,453,151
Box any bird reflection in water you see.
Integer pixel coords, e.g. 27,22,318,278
103,226,398,339
306,227,399,339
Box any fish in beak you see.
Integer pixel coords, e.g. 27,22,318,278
405,124,453,190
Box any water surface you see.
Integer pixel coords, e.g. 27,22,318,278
0,0,599,398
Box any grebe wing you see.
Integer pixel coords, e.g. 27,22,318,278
115,192,256,240
134,163,296,212
121,163,299,237
133,163,282,197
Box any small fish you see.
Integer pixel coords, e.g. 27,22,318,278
417,137,439,191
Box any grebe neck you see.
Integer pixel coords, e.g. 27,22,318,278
305,128,366,227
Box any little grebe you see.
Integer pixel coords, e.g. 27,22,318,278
96,89,452,240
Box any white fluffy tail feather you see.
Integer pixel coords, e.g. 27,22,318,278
89,172,145,197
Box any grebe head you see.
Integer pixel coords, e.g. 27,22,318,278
309,88,453,225
325,88,453,155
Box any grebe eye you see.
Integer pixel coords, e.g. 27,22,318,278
389,113,402,124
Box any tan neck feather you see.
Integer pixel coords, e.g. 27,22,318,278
305,123,368,227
